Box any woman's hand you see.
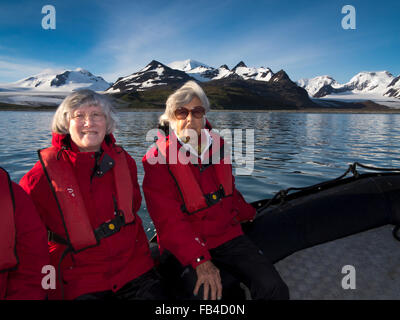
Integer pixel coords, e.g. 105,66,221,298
194,260,222,300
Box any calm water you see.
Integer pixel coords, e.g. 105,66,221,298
2,111,400,237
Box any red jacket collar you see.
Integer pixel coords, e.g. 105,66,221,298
51,132,117,153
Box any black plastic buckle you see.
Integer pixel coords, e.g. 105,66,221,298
204,186,225,206
94,215,125,242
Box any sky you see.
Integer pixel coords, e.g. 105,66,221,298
0,0,399,84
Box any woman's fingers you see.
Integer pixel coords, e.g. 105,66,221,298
193,277,220,300
194,261,223,300
216,274,223,300
203,281,210,300
193,279,202,297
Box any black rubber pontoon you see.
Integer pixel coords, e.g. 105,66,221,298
244,162,400,264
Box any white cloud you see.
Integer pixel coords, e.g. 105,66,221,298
0,56,66,83
89,1,232,83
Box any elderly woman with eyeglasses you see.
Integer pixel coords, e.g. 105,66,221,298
20,89,167,300
142,81,289,300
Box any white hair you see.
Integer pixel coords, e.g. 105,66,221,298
159,80,210,128
52,89,117,134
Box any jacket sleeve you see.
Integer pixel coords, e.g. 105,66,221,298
6,183,49,300
124,151,142,214
142,157,211,269
232,176,256,222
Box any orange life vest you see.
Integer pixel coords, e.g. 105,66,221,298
0,167,18,272
38,147,135,253
156,130,233,215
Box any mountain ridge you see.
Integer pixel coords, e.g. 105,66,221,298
0,60,397,110
9,68,111,92
298,71,400,99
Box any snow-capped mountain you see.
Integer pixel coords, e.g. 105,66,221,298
167,59,230,82
167,59,211,72
12,68,111,92
106,60,194,93
298,71,400,100
3,58,397,109
0,68,112,106
170,60,220,82
385,76,400,99
231,61,274,82
105,59,287,96
297,76,341,97
167,60,274,82
346,71,394,94
103,59,318,109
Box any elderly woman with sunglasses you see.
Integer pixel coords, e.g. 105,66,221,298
142,81,289,300
20,89,167,300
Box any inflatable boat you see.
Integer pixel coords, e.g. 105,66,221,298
151,162,400,299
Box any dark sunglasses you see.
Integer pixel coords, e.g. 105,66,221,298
174,106,205,120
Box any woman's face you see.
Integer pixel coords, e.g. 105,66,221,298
174,96,205,137
68,104,107,152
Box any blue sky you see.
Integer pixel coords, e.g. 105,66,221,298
0,0,399,84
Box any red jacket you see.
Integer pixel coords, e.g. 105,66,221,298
20,133,154,300
142,127,256,269
0,173,49,300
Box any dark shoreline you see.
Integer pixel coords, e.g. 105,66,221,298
1,101,400,114
2,107,400,114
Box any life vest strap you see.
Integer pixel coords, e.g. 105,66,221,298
155,129,233,215
48,214,131,247
39,146,135,253
94,214,128,242
182,185,229,215
203,185,226,207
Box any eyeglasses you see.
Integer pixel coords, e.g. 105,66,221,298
174,106,205,120
71,112,105,123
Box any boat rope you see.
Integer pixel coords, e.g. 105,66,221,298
255,162,400,212
352,162,400,173
252,162,400,242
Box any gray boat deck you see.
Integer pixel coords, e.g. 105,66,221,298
274,225,400,299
